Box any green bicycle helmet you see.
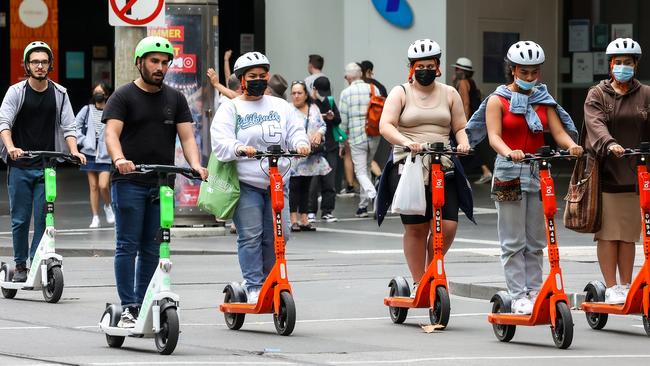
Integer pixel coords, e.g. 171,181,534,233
23,41,53,72
134,36,174,65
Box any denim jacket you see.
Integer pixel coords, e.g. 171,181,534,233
75,105,110,163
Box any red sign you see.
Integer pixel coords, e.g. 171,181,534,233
109,0,164,26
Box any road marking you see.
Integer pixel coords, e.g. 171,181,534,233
0,227,114,235
0,313,488,332
90,362,294,365
318,228,501,245
330,354,650,364
330,245,644,257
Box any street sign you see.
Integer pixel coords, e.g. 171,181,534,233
108,0,165,27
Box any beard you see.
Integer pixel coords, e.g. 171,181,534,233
140,66,164,87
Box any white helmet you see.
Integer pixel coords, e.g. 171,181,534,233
233,52,270,78
506,41,545,65
407,39,441,61
606,38,642,59
453,57,473,71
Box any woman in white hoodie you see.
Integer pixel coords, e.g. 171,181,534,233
211,52,310,303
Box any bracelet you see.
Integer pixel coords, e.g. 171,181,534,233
113,157,125,164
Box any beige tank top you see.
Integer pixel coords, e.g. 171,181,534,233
393,81,452,163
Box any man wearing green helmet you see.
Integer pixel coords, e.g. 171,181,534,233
0,41,86,282
102,36,208,327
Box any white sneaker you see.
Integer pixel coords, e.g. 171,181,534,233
104,204,115,224
410,282,418,298
307,213,317,223
89,215,100,228
512,297,534,314
117,308,136,328
527,290,540,303
247,288,260,304
605,285,627,304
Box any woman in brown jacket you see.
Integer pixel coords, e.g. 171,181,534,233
584,38,650,304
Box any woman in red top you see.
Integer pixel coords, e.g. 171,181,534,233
485,41,582,315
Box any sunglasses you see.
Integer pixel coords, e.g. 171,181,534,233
291,80,306,86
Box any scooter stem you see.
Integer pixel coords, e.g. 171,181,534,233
268,157,287,261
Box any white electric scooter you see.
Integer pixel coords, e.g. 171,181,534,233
0,151,80,303
98,164,201,355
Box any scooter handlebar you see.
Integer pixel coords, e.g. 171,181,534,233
133,164,202,180
400,143,473,156
505,148,575,162
20,150,81,164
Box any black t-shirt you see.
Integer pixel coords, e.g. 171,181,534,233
8,82,56,168
102,82,192,186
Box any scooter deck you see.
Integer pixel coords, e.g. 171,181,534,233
219,302,272,314
487,313,551,326
581,301,643,315
99,324,154,338
384,296,422,309
0,282,36,290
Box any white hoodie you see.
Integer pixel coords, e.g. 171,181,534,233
211,95,309,189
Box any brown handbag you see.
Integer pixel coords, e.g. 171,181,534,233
563,86,605,233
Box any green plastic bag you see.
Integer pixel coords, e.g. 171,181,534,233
332,126,348,142
198,154,240,219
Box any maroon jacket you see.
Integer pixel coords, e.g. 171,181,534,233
584,79,650,192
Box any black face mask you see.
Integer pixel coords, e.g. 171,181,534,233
246,79,268,97
93,93,106,103
414,69,437,86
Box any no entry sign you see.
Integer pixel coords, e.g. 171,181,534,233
109,0,165,27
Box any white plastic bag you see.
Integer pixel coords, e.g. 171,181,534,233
392,155,426,215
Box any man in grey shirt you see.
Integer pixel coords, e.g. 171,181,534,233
304,54,326,94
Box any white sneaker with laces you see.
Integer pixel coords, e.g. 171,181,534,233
605,285,627,304
512,297,534,314
307,213,317,223
117,308,136,328
409,282,418,298
104,204,115,224
89,215,100,228
247,288,260,304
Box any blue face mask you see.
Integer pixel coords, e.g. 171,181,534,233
515,77,537,91
612,64,634,82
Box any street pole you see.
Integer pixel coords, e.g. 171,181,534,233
114,27,146,88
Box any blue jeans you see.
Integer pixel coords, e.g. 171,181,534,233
112,181,160,307
232,182,290,291
7,167,45,266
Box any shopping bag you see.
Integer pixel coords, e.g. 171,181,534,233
197,154,240,219
391,155,426,215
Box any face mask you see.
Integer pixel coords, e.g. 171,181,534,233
246,79,268,97
612,64,634,82
414,69,436,86
93,93,106,103
515,77,537,91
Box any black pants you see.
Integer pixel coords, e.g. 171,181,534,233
289,176,312,213
308,149,338,215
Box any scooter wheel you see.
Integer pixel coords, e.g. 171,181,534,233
429,286,450,328
643,312,650,337
274,291,296,336
223,283,246,330
42,266,64,303
584,281,608,330
0,264,17,299
101,305,125,348
388,277,409,324
155,305,179,355
551,302,574,349
491,292,516,342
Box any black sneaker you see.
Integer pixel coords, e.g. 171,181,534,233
12,264,27,282
355,207,369,218
321,213,339,223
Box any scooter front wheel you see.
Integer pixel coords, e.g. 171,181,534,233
584,281,608,330
274,291,296,336
43,266,64,303
155,305,179,355
491,292,516,342
551,302,574,349
429,286,450,328
0,264,17,299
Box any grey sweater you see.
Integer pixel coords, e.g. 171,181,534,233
0,79,77,163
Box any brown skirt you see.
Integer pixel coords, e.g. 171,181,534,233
594,192,641,243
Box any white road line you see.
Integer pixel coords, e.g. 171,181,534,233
1,313,489,332
330,354,650,364
318,228,501,245
0,227,114,235
90,363,294,365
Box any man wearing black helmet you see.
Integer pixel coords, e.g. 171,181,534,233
0,41,86,283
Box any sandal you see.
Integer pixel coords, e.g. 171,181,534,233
290,223,301,232
299,224,317,231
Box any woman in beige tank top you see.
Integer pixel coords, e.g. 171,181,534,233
380,39,470,295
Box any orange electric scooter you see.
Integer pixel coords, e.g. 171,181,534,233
384,142,470,329
488,146,577,349
581,142,650,336
219,144,302,336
